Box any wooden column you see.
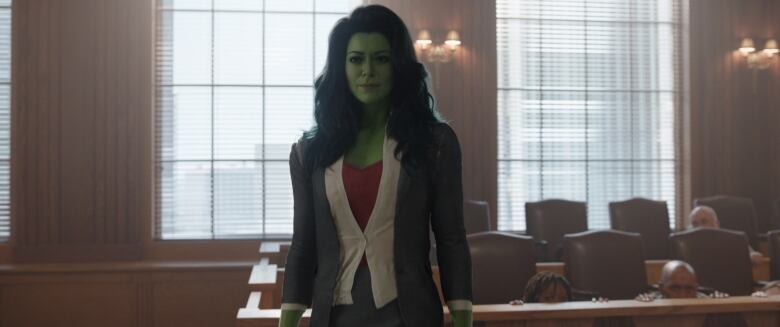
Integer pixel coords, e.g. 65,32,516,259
689,0,780,232
10,0,153,261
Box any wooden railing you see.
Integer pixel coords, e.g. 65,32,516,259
238,242,775,327
237,296,780,327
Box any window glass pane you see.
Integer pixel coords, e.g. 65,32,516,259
315,0,361,12
159,161,214,239
0,1,11,242
314,14,343,79
496,0,681,231
0,85,8,159
214,87,263,160
0,9,9,83
214,161,263,238
215,0,262,11
265,161,294,235
214,12,263,85
266,0,312,12
265,87,314,160
159,0,211,10
171,12,212,85
156,0,355,239
265,13,314,85
158,86,212,161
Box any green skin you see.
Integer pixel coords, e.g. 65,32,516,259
344,32,394,167
279,33,472,327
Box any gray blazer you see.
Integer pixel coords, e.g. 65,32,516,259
282,123,473,327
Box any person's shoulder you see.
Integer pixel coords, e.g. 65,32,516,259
291,133,313,161
431,122,459,145
293,134,311,148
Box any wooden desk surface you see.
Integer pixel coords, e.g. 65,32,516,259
469,296,780,320
236,296,780,327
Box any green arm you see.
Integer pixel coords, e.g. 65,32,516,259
451,309,473,327
278,308,304,327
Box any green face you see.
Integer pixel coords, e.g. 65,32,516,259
345,32,393,106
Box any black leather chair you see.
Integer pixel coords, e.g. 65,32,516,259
468,232,536,304
694,195,760,249
563,230,648,300
430,200,493,265
669,228,754,296
464,200,491,235
526,199,587,261
609,198,671,259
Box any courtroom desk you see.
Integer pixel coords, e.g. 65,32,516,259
0,260,254,327
258,242,290,266
236,295,780,327
247,253,771,309
254,242,771,285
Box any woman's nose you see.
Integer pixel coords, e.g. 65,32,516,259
361,60,374,76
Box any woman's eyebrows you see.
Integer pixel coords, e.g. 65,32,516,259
347,50,391,55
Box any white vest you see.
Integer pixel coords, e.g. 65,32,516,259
324,134,400,308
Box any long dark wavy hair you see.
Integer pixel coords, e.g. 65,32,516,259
303,5,442,172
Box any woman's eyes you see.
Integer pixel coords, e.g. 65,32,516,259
348,56,390,64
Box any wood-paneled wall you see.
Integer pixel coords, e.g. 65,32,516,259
689,0,780,232
8,0,780,259
370,0,499,228
11,0,152,261
0,262,252,327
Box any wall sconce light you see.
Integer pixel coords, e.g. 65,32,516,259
738,38,778,70
415,29,461,63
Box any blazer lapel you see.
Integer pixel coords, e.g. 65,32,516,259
313,166,340,247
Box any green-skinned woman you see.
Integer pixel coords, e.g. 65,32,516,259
279,5,472,327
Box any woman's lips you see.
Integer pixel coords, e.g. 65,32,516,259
359,84,379,90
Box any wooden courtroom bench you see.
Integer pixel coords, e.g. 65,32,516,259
248,243,772,309
236,295,780,327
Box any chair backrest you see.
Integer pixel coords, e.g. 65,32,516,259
693,195,759,249
464,200,491,235
668,228,754,296
563,230,647,300
430,200,493,265
525,199,587,261
768,230,780,280
609,197,671,259
468,232,536,304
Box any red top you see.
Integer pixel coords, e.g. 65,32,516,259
342,160,383,266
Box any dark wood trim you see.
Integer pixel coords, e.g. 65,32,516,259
12,244,143,263
0,245,9,264
0,260,255,274
142,239,264,262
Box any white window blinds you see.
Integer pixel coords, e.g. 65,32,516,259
155,0,362,239
0,0,10,242
497,0,683,231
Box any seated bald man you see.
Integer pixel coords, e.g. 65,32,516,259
688,206,764,264
636,260,713,301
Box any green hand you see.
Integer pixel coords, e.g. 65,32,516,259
278,308,304,327
451,309,473,327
